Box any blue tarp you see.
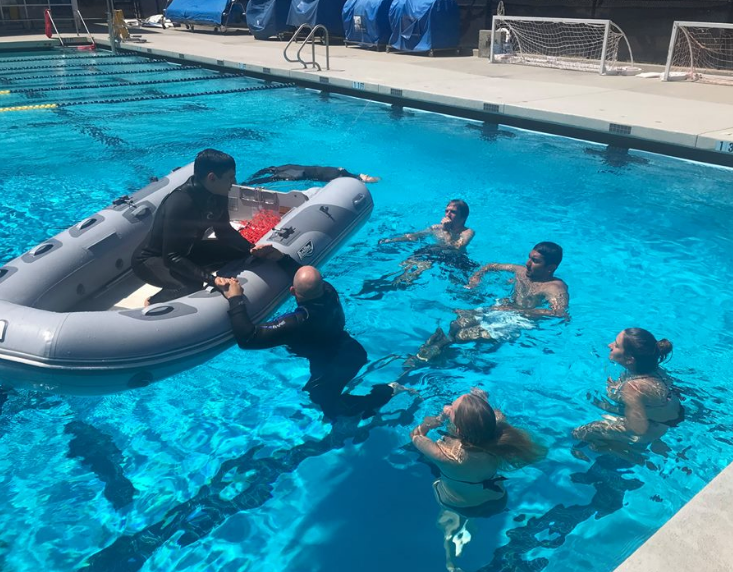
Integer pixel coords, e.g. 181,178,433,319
342,0,391,47
287,0,347,37
247,0,291,38
166,0,244,26
388,0,458,52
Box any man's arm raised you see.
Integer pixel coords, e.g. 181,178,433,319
466,263,523,289
452,228,475,249
378,227,432,245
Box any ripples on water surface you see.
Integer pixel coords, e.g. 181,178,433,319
1,51,732,572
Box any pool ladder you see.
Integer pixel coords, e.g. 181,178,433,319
283,24,330,71
45,9,95,48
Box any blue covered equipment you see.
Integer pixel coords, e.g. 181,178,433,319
388,0,459,53
342,0,392,48
287,0,347,37
166,0,246,29
247,0,292,38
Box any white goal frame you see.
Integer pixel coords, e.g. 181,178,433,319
489,16,635,75
663,21,733,84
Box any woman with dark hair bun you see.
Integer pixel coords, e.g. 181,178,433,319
411,388,546,571
573,327,683,451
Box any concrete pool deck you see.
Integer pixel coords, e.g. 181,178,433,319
3,27,733,166
1,28,733,571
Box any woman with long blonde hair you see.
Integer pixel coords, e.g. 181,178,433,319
411,388,546,571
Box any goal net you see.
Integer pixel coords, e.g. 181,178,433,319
489,16,635,75
663,22,733,85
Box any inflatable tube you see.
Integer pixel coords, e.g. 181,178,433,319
0,164,373,396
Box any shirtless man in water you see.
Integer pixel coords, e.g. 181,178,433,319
373,200,475,288
413,242,568,362
381,199,474,249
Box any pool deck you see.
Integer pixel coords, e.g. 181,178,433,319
2,28,733,572
2,29,733,166
614,461,733,572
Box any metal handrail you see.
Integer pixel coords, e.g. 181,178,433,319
45,9,65,47
75,9,96,46
283,23,330,71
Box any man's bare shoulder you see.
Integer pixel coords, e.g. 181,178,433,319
538,277,567,292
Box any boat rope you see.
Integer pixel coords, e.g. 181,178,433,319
0,65,203,84
0,82,295,112
0,59,176,74
5,73,241,94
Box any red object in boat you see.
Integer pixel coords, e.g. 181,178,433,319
238,210,282,244
44,10,53,38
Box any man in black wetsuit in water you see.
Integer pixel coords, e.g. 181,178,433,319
245,164,379,186
132,149,282,306
221,265,405,420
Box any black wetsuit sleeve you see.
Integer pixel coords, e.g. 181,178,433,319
336,168,360,180
160,193,216,286
302,166,359,182
227,295,308,349
212,208,254,253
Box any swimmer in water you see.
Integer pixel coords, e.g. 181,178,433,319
411,242,568,363
411,387,546,572
358,200,475,298
573,328,683,455
244,164,379,185
222,265,408,420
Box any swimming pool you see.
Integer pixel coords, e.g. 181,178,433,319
1,49,733,572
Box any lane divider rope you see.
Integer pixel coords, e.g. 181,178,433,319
0,53,120,64
0,59,174,75
0,103,58,113
0,66,203,84
6,74,240,94
0,83,295,112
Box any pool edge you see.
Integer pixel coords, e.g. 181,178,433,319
97,39,733,169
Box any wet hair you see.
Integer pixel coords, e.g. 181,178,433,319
533,241,563,267
453,394,546,470
622,327,673,374
448,199,469,222
193,149,236,182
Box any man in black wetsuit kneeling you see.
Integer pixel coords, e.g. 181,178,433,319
132,149,282,306
245,164,379,186
221,265,403,420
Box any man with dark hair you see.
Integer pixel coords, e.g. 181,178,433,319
411,242,569,363
358,200,475,296
245,164,379,185
221,266,407,420
379,199,473,250
132,149,281,306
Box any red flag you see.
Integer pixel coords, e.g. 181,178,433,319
44,10,53,38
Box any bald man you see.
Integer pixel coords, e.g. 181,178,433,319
222,264,398,420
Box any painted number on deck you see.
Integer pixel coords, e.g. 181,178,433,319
352,81,365,90
718,141,733,153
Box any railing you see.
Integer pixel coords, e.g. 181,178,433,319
74,9,95,46
44,8,95,47
283,24,330,71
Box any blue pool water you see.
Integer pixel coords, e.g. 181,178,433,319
1,49,733,572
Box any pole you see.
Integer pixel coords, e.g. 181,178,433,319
106,0,117,54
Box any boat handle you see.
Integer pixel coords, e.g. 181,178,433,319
142,305,175,317
131,206,150,219
77,217,98,231
32,243,54,256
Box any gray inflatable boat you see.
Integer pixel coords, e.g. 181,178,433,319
0,164,373,395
